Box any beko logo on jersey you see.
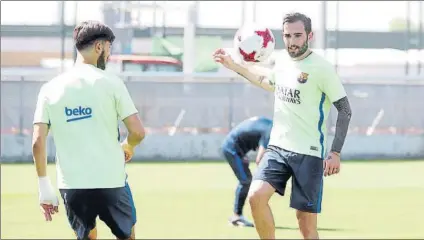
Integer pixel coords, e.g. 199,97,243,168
276,86,301,104
65,106,93,122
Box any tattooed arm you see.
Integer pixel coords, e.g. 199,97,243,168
330,96,352,154
213,48,275,92
232,64,275,92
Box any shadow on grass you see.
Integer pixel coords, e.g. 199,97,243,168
275,225,350,232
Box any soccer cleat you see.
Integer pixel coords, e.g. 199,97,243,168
229,215,254,227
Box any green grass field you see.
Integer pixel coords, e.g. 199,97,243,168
2,160,424,239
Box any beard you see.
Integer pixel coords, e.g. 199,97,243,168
287,40,309,58
97,50,107,70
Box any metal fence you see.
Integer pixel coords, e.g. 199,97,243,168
1,74,424,162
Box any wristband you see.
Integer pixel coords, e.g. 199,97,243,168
38,176,58,205
38,176,54,195
38,176,52,186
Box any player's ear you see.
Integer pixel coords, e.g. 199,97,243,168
94,40,103,54
308,31,314,42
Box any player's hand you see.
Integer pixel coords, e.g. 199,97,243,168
213,48,237,70
38,177,59,221
121,143,134,162
323,152,341,177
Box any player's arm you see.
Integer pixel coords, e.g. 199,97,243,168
255,145,267,165
122,114,145,147
233,64,275,92
32,85,51,178
256,131,271,165
331,97,352,154
213,48,275,92
320,67,352,155
115,79,146,148
32,85,59,220
32,123,49,177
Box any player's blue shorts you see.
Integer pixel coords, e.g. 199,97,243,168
125,175,137,225
59,177,137,239
253,145,324,213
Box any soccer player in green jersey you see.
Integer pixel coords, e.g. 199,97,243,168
32,20,145,240
213,12,352,239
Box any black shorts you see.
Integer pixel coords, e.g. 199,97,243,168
59,182,136,239
253,145,324,213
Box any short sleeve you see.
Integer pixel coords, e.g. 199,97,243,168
258,127,271,148
319,66,347,103
258,134,270,148
114,78,138,121
33,85,50,125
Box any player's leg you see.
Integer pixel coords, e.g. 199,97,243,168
59,189,99,239
129,226,135,240
88,227,97,239
222,148,253,226
87,181,135,240
248,146,292,239
98,185,136,240
125,182,137,240
233,158,254,226
248,180,276,239
287,153,324,239
296,210,318,239
123,174,137,239
88,221,134,239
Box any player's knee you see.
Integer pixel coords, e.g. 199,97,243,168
296,210,318,238
240,179,252,187
247,181,273,208
248,190,266,208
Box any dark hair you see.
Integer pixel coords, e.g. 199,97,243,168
283,12,312,34
73,20,115,51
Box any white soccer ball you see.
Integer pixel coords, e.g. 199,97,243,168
234,23,275,63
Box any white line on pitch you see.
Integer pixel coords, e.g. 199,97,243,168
366,109,385,136
169,109,186,136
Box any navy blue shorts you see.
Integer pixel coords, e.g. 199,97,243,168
253,145,324,213
59,182,136,239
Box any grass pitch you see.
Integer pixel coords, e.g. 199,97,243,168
1,160,424,239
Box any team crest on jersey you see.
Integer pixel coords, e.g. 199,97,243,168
297,72,309,84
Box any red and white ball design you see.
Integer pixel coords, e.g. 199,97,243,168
234,23,275,63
